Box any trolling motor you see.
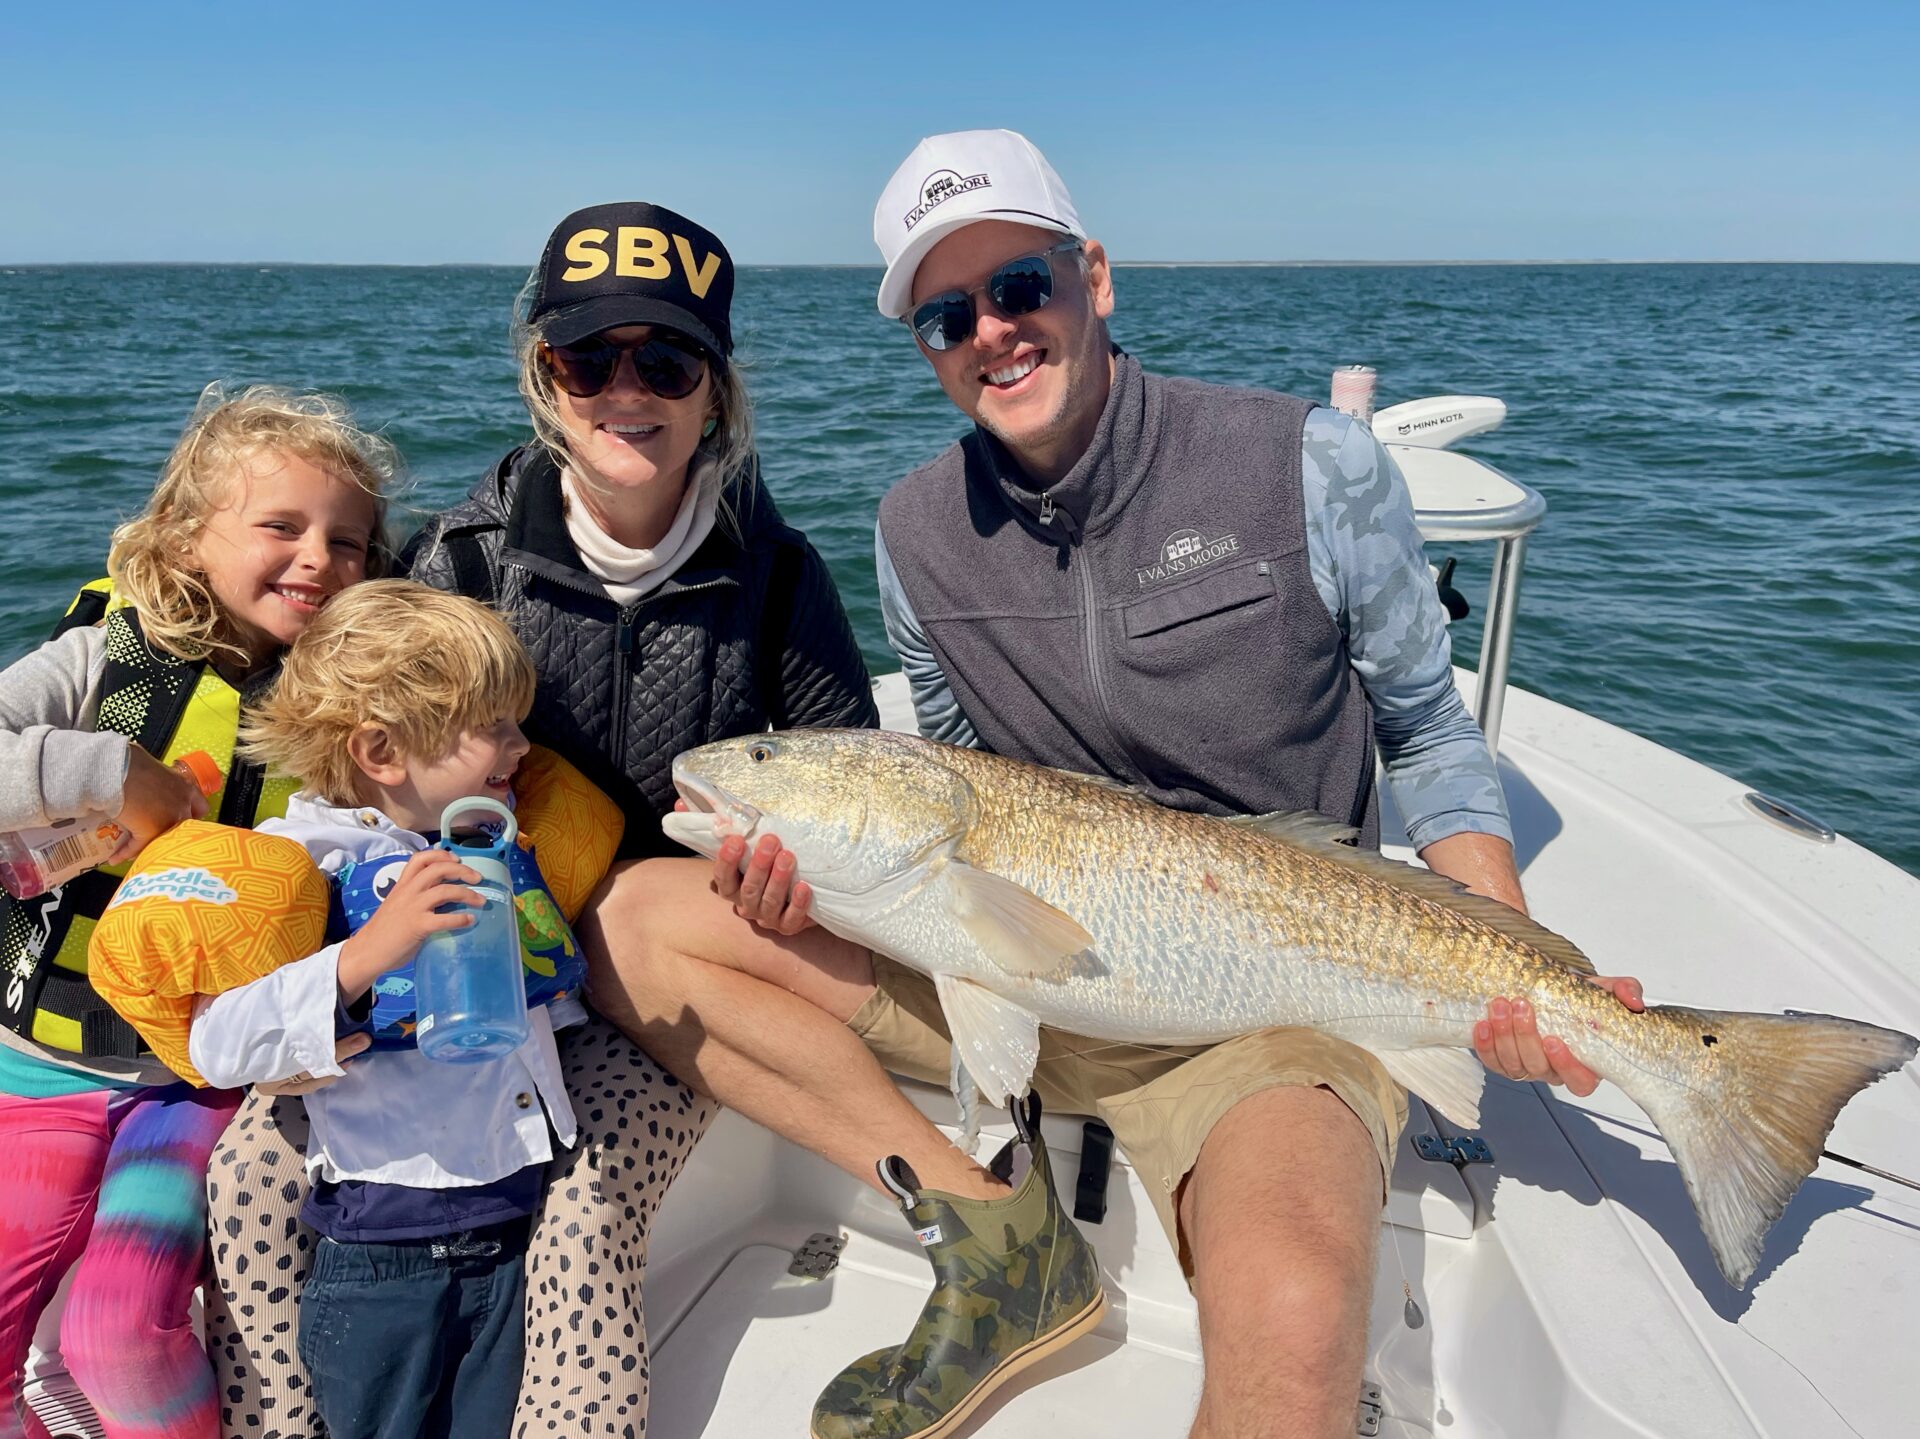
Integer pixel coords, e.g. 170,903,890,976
1370,395,1508,449
1329,366,1509,448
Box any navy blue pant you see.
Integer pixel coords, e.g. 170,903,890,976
298,1223,527,1439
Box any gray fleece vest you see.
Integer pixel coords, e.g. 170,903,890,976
878,353,1379,846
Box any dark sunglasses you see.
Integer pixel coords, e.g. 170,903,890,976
538,331,710,400
908,240,1083,352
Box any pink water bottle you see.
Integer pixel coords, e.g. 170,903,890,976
0,750,223,900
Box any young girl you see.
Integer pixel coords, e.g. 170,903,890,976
0,384,393,1439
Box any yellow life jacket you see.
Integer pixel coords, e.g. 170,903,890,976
0,581,296,1060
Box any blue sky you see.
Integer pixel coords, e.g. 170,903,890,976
4,1,1914,264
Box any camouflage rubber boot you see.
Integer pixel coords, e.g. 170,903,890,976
811,1093,1106,1439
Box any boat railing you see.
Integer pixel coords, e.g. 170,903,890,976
1346,386,1545,755
1394,444,1547,754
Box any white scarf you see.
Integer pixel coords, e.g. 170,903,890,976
561,457,720,606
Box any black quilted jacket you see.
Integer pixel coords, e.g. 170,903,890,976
404,444,878,858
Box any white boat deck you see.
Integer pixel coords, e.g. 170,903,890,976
23,397,1913,1439
640,671,1920,1438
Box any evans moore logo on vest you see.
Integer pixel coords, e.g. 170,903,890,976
1135,529,1242,587
904,170,991,231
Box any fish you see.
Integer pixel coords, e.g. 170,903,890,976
662,728,1918,1289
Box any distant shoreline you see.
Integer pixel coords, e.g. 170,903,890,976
2,258,1915,271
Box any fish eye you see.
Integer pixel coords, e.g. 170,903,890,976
371,867,403,902
749,742,776,763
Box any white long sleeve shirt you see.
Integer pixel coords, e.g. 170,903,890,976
188,795,579,1187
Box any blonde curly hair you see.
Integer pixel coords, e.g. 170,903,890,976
238,579,536,805
107,383,397,665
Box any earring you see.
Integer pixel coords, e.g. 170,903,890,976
702,417,718,438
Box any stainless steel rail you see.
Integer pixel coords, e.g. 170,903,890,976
1397,451,1548,755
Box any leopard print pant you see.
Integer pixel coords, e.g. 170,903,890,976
203,1015,716,1438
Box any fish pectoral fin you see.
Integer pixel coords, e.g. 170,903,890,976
933,972,1041,1109
943,861,1094,979
1375,1046,1486,1129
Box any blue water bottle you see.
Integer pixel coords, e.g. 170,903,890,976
414,798,529,1064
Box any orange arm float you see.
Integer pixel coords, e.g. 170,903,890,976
86,745,624,1085
510,745,625,920
87,821,330,1086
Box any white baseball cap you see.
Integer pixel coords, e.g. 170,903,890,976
873,129,1086,319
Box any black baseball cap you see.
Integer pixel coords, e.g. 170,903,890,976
528,202,734,365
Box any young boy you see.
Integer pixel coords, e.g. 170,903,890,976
189,580,583,1439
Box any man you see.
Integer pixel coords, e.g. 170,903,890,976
589,129,1641,1439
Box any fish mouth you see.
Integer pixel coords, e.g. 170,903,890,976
662,765,762,857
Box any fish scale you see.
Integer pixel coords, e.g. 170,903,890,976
664,728,1917,1289
952,756,1590,1047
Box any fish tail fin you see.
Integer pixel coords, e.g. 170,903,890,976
1624,1006,1916,1289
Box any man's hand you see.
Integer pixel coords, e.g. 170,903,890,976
108,744,211,862
1473,976,1646,1096
256,1033,373,1095
337,850,484,1002
1416,832,1644,1093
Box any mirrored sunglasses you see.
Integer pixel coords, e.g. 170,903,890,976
908,241,1084,352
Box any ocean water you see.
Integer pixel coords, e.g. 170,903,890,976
1,263,1915,875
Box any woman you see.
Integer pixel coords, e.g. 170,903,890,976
202,201,877,1438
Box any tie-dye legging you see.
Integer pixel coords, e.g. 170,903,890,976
0,1081,242,1439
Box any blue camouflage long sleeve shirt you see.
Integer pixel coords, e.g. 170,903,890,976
876,405,1512,851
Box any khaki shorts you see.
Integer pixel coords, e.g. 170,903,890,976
848,957,1409,1276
